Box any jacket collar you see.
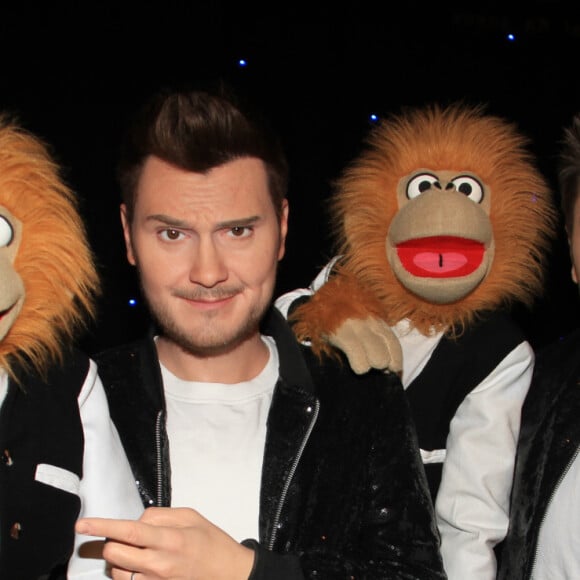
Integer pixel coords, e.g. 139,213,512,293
260,307,316,396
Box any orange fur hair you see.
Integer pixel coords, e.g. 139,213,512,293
331,103,558,335
0,116,99,380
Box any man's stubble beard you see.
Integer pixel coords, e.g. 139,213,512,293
143,284,270,358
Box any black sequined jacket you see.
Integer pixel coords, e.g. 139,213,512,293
497,328,580,580
96,308,445,579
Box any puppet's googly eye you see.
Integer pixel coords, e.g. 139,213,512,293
0,216,14,247
451,176,484,203
407,173,439,199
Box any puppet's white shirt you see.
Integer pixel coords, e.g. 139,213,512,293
275,261,533,580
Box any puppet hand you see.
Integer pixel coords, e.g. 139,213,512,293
75,507,255,580
328,317,403,375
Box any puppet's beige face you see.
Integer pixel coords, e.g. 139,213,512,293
386,169,494,303
0,206,24,342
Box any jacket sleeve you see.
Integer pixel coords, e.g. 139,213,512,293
68,360,145,579
435,341,533,580
242,539,305,580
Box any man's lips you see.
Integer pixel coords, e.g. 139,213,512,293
175,291,240,309
396,236,485,278
182,296,233,303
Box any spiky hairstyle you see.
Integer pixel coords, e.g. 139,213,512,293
332,103,558,333
0,116,99,379
558,112,580,234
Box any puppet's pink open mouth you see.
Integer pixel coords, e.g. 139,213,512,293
396,236,485,278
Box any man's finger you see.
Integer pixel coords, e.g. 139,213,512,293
76,518,149,547
140,506,204,527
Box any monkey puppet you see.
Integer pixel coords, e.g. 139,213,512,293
0,117,143,579
276,104,558,580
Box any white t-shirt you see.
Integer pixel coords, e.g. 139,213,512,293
163,335,279,542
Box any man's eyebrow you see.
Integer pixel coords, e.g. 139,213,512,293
217,215,261,229
144,214,262,229
146,214,190,227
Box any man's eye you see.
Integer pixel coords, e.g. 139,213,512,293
228,226,252,238
160,229,183,241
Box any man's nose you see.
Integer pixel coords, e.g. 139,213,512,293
189,238,228,287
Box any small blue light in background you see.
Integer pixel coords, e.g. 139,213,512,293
128,298,137,307
507,33,515,42
238,59,247,67
370,113,379,123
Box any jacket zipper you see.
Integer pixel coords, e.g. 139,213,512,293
267,398,320,550
529,443,580,578
155,409,165,507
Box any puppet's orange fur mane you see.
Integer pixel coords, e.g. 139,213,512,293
0,116,99,379
332,103,558,334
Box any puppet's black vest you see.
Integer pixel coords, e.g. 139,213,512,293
0,351,88,580
405,311,525,499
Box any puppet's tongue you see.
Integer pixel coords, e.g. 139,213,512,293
396,236,484,278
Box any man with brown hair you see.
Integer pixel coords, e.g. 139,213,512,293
497,113,580,579
76,86,445,579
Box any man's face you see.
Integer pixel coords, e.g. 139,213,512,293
121,156,288,357
570,195,580,287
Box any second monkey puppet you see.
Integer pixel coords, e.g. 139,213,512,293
276,104,557,580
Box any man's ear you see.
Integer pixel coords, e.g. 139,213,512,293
120,204,136,266
566,225,579,284
278,199,289,261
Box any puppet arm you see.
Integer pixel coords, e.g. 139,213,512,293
326,317,402,375
68,360,144,579
435,341,533,580
276,259,402,374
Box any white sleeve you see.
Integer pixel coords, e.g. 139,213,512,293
435,340,534,580
67,359,144,579
274,256,339,317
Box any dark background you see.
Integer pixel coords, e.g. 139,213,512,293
1,2,579,354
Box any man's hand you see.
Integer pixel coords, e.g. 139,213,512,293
75,507,256,579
